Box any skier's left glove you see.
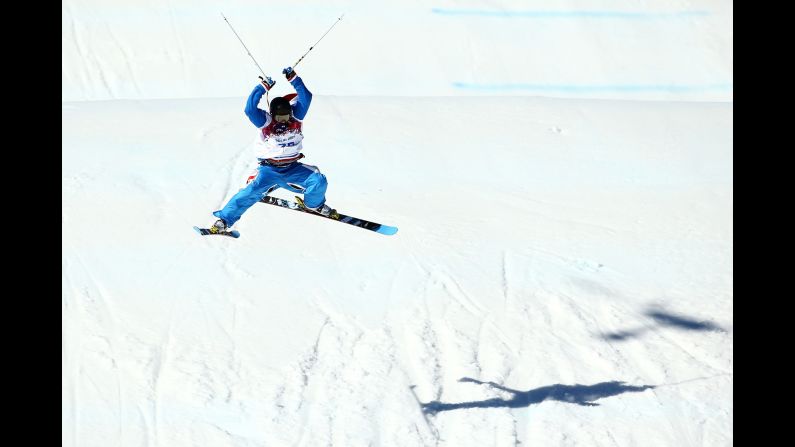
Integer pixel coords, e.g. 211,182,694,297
283,67,296,82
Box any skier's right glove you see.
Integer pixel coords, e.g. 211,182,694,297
259,76,275,91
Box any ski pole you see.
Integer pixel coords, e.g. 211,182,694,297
221,12,274,86
292,14,345,69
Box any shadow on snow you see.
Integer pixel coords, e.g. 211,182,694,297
419,378,654,415
602,307,727,342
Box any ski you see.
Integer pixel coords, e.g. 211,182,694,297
193,226,241,238
259,195,398,235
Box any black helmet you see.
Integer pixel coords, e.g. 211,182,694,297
269,97,291,116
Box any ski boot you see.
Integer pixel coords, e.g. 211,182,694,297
295,196,340,220
210,218,229,234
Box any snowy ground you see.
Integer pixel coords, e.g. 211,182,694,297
63,1,732,446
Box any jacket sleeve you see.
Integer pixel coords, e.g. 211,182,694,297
289,76,313,121
244,84,270,128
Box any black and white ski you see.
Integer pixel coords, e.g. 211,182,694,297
259,195,398,236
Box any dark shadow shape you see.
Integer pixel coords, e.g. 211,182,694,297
602,308,727,341
602,328,647,341
421,378,654,415
645,310,726,332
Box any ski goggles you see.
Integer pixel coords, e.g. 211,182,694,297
274,114,290,123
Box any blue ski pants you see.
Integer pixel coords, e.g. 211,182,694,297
214,162,328,227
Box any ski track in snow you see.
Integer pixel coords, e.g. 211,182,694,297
166,0,190,96
106,24,143,98
213,142,255,213
152,291,176,446
63,241,124,446
403,241,594,445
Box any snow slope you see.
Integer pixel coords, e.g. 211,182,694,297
63,95,732,446
62,0,732,102
63,1,732,446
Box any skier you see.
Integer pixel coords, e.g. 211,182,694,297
209,67,337,234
